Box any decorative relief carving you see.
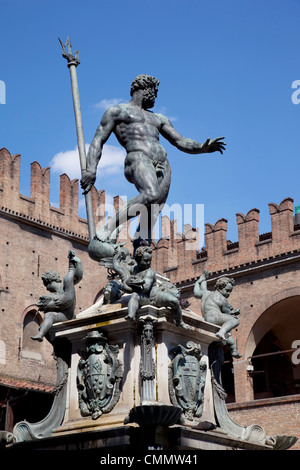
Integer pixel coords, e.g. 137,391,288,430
77,331,123,420
139,317,157,404
169,341,207,422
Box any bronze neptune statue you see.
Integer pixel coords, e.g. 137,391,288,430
81,74,226,260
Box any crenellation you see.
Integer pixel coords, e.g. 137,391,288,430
0,149,21,204
151,215,170,274
30,161,51,223
165,219,178,268
161,214,171,240
153,217,201,283
9,154,21,196
172,225,199,283
152,215,178,274
236,208,260,256
59,173,79,223
204,218,228,267
200,198,300,277
92,187,106,229
153,197,300,287
2,148,300,288
0,149,89,239
268,197,294,246
151,238,169,274
113,194,130,242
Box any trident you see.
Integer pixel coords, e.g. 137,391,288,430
59,37,95,240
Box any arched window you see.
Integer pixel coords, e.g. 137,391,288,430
251,331,297,399
247,295,300,400
22,310,42,361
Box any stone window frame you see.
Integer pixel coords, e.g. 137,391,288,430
20,306,44,362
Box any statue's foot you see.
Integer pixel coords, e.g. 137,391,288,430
231,350,242,359
31,334,43,342
177,320,192,330
125,314,136,321
216,331,226,341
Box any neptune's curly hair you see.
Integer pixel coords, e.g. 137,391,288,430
130,74,159,96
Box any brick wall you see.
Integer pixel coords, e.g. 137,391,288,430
227,395,300,450
155,196,300,286
151,188,300,448
0,148,111,387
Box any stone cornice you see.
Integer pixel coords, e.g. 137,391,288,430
0,205,89,244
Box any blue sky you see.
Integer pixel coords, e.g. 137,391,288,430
1,0,300,246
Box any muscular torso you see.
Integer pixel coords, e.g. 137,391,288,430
113,104,167,162
201,291,230,318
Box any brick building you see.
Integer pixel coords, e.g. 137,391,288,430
0,147,299,447
0,148,112,430
153,198,300,447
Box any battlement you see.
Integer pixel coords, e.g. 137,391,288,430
0,148,201,248
152,196,300,285
0,148,114,240
203,197,297,268
1,148,300,286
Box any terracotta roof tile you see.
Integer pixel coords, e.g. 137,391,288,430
0,376,54,393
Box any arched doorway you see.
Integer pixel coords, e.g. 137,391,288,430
246,295,300,400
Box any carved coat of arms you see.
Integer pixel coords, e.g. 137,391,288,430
77,331,123,420
169,341,207,422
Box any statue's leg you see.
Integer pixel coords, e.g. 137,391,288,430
97,153,166,242
88,155,170,260
31,312,55,341
133,158,171,246
155,292,191,329
156,159,171,205
226,334,242,358
88,154,160,260
126,292,140,321
216,315,239,340
215,317,242,357
31,312,67,341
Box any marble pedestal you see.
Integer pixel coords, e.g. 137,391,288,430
10,298,297,451
50,300,219,437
